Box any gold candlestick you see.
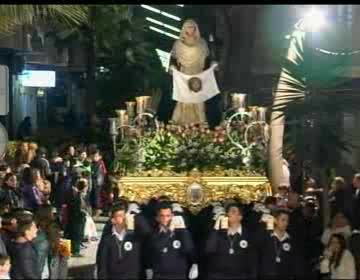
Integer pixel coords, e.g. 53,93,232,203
116,109,127,126
143,96,151,112
257,107,267,122
249,106,258,121
126,101,136,120
136,97,145,114
231,93,247,110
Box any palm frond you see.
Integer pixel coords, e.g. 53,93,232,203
0,5,87,35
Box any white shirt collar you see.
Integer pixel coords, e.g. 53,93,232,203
228,225,242,236
159,225,170,233
112,226,126,241
272,231,290,242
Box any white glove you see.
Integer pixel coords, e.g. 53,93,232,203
212,206,225,216
170,215,186,230
145,269,153,280
126,213,135,231
214,215,227,230
261,213,274,231
188,264,199,280
128,203,141,214
172,203,184,213
211,202,222,208
213,208,226,221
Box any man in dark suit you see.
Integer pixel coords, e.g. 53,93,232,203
97,202,147,280
145,202,198,280
267,209,305,279
204,203,258,279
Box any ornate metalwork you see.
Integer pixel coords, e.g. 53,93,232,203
111,172,271,213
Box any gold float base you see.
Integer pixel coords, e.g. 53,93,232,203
112,174,271,213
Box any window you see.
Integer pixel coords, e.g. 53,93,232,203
337,5,352,28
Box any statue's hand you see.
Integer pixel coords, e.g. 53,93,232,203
211,61,219,71
168,65,176,75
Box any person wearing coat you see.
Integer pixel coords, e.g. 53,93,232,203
97,202,148,280
204,203,258,279
145,202,198,280
320,233,356,279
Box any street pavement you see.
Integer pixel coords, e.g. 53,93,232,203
68,216,108,279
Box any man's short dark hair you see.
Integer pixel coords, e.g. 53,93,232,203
156,201,173,213
37,147,47,157
111,202,128,217
273,208,290,218
225,203,243,215
90,149,101,156
0,254,9,266
1,213,15,226
264,196,277,206
0,164,9,172
16,221,34,237
13,209,34,225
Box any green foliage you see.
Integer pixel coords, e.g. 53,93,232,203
113,124,267,175
0,5,87,35
46,5,166,115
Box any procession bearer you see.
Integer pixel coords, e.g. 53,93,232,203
145,202,198,280
96,202,146,280
267,209,304,279
204,203,258,279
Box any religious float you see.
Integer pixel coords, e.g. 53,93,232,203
109,19,271,212
109,94,272,213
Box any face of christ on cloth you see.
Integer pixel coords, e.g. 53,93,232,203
188,77,202,93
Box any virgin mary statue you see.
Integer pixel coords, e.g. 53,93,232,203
169,19,211,125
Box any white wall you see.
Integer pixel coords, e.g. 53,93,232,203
12,76,37,136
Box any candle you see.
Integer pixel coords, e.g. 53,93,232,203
109,118,118,135
136,97,145,114
232,93,247,109
249,106,258,121
116,110,127,126
143,96,151,111
257,107,267,122
126,101,136,119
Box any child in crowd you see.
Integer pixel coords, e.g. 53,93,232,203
0,254,11,279
65,179,88,257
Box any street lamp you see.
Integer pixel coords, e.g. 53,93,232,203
300,7,327,32
269,6,327,193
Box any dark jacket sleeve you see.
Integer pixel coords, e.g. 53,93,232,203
294,243,306,279
20,246,41,279
96,236,110,279
177,229,196,263
204,229,218,255
0,236,7,257
135,214,152,239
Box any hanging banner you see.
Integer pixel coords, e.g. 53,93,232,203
172,64,220,103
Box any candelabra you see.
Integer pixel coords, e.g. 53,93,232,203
225,93,269,151
109,96,159,166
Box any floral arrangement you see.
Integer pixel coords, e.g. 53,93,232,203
113,123,267,175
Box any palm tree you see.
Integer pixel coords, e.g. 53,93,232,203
0,5,87,35
45,5,132,113
269,20,359,194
